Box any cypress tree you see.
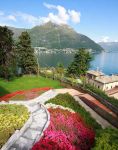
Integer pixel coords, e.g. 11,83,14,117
0,26,15,80
17,31,37,74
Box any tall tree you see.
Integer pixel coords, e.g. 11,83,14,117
56,63,64,80
67,48,93,77
17,32,37,74
0,26,15,80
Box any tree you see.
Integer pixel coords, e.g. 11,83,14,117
67,48,93,77
56,63,64,80
0,26,16,80
17,32,37,74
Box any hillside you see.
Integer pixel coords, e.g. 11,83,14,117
99,42,118,51
8,26,27,40
8,22,103,51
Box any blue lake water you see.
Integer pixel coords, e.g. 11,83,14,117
38,50,118,75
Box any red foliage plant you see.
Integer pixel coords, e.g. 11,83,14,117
32,108,95,150
0,87,52,101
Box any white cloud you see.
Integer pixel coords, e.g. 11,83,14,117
0,3,81,27
99,36,118,43
15,12,41,26
68,10,81,23
43,3,56,9
43,2,81,25
7,15,16,21
100,36,110,42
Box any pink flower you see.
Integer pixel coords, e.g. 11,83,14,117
32,108,95,150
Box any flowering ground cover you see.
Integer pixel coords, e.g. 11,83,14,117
45,93,118,150
0,87,51,101
32,108,95,150
45,93,101,130
0,104,29,148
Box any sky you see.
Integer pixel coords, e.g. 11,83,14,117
0,0,118,42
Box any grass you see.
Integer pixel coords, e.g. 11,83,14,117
0,104,29,148
45,93,102,131
0,75,62,97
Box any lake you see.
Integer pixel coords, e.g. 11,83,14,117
38,50,118,75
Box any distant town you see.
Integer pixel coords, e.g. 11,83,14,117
34,47,93,54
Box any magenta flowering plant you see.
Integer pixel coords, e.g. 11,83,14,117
32,108,95,150
32,131,74,150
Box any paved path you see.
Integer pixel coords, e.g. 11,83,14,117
1,90,57,150
8,104,49,150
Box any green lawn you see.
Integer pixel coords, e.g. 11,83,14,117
0,75,62,97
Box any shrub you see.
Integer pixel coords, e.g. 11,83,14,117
92,128,118,150
0,104,29,148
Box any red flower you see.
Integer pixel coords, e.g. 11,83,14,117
32,108,95,150
0,87,52,101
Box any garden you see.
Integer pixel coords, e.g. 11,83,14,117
0,104,29,148
0,75,62,97
32,93,118,150
0,87,51,101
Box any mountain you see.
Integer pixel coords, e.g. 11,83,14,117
99,42,118,51
8,26,27,39
8,22,103,51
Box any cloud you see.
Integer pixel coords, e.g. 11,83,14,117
100,36,110,42
0,3,81,27
43,3,56,9
43,2,81,24
15,12,41,26
68,10,81,23
100,36,118,43
7,15,16,21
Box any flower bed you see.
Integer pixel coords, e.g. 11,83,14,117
32,108,95,150
45,93,101,130
0,87,51,101
0,104,29,148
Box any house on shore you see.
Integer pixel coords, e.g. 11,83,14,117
86,70,118,91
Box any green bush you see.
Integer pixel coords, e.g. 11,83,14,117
45,93,101,130
85,84,118,107
0,104,29,148
92,128,118,150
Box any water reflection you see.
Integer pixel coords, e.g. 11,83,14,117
38,51,118,75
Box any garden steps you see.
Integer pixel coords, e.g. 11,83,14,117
10,104,48,150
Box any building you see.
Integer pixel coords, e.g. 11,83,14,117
86,70,118,91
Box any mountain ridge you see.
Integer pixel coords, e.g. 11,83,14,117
8,22,103,51
99,42,118,51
